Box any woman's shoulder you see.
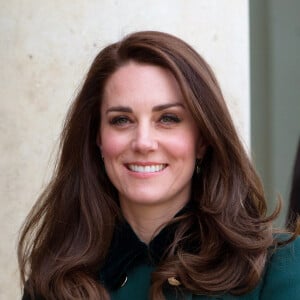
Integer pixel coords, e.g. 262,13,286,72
267,234,300,270
273,234,300,257
191,236,300,300
259,235,300,299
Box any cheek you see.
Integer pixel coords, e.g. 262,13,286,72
100,131,127,159
168,130,197,151
164,131,198,159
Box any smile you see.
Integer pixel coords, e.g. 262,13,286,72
126,164,167,173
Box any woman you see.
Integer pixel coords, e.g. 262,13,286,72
19,31,300,300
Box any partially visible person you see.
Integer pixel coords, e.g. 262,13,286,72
19,31,300,300
287,139,300,231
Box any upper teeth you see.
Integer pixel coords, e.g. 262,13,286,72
128,164,166,173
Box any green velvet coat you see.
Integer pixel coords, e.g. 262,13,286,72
106,237,300,300
22,204,300,300
22,236,300,300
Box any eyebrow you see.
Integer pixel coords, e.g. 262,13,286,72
106,106,132,113
152,102,185,111
105,103,185,114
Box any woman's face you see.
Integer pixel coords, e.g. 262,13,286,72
99,62,205,213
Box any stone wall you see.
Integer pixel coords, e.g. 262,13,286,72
0,1,249,298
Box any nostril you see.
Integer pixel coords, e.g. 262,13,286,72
131,138,158,152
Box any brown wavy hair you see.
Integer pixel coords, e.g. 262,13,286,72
18,31,290,300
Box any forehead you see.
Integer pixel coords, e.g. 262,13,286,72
101,62,184,108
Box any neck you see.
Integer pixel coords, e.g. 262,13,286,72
120,199,188,244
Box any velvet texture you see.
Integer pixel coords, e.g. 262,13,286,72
100,203,199,291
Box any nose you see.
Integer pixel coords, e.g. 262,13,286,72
131,122,158,153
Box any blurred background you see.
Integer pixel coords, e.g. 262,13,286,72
0,0,299,298
250,0,300,226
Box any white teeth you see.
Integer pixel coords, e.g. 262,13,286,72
128,164,166,173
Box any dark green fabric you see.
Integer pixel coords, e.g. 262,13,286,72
22,237,300,299
107,237,300,299
100,202,199,291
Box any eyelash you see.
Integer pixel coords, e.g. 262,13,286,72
109,116,131,126
108,114,181,127
159,114,181,124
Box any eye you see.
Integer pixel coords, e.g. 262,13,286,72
159,114,181,124
109,116,132,126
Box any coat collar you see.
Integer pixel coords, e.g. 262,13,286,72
99,202,199,291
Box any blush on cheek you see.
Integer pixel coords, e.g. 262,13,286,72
101,133,125,158
166,136,197,158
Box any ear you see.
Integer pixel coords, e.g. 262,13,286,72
196,137,207,159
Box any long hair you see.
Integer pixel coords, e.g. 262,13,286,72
19,31,285,300
287,139,300,231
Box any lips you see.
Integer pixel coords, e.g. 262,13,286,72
126,164,167,173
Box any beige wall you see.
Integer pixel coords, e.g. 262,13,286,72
0,1,249,298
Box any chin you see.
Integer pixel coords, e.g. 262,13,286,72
122,193,167,206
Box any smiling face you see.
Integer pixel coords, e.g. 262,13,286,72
99,62,205,215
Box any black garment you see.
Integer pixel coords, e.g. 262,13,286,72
100,202,200,291
22,202,198,299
